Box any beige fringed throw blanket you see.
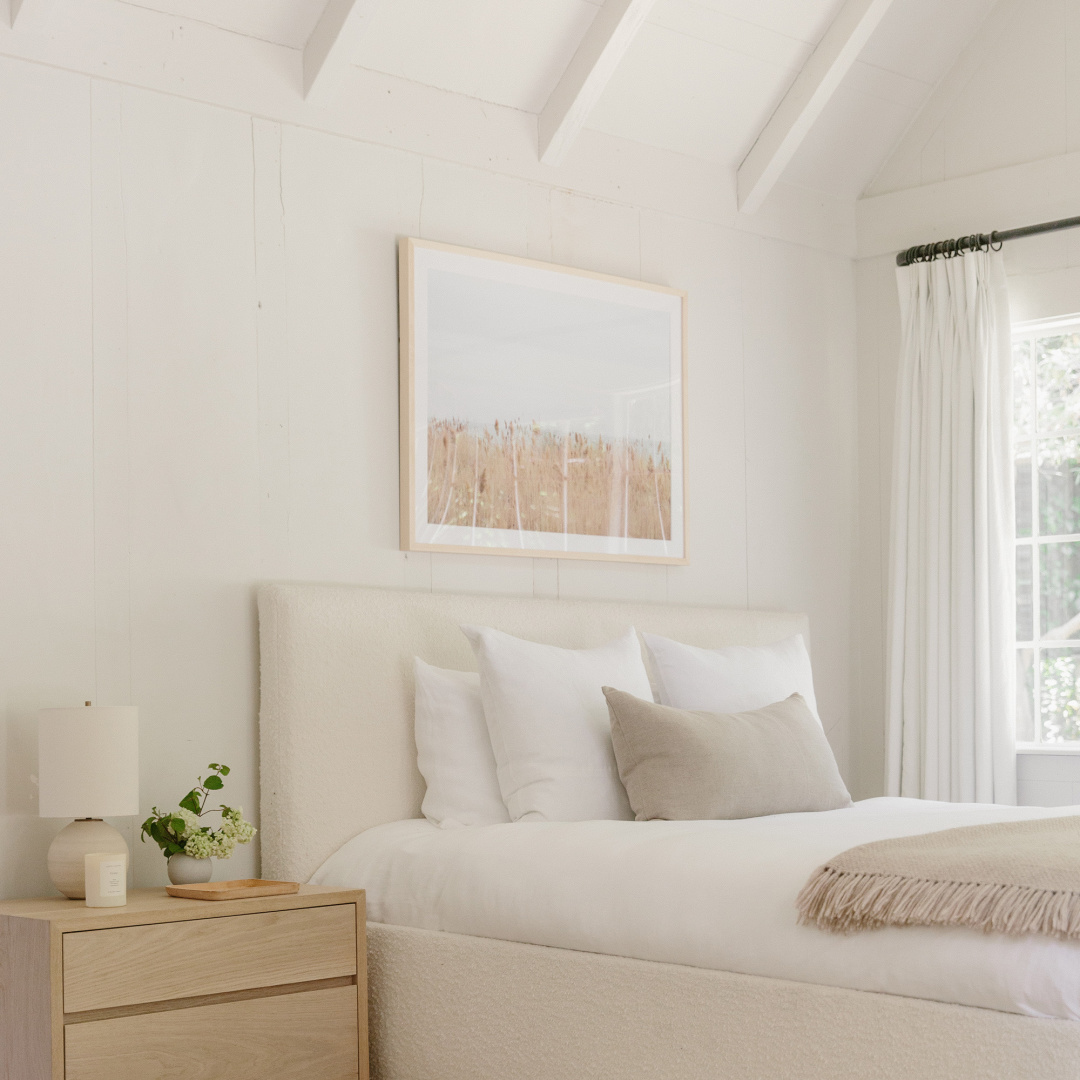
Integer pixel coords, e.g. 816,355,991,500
797,816,1080,940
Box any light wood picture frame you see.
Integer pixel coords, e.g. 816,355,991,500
399,237,688,564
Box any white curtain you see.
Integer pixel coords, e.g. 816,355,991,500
886,250,1016,803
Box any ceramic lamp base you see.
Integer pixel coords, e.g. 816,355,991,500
48,819,129,899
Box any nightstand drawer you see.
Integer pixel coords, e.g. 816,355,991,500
63,904,357,1013
64,984,359,1080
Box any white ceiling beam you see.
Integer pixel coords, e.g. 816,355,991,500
539,0,658,168
303,0,381,105
11,0,57,29
10,0,42,27
737,0,896,215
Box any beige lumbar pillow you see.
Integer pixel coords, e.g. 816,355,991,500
602,687,852,821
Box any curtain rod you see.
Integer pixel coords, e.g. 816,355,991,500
895,214,1080,267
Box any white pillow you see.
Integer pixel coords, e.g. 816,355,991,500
640,632,821,723
413,658,510,828
461,626,653,822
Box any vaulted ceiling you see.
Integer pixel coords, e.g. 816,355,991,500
35,0,1000,206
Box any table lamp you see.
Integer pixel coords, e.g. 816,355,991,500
38,703,139,899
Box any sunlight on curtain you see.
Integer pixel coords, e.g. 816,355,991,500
886,250,1016,803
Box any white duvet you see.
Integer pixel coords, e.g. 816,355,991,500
310,797,1080,1020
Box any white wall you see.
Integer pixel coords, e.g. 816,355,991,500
0,39,858,899
852,0,1080,799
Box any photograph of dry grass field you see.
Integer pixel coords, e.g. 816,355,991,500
401,239,686,562
427,420,671,540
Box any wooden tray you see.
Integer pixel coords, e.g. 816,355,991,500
166,879,301,901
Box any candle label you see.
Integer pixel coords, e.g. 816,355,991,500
99,860,125,897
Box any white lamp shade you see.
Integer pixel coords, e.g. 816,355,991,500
38,706,139,818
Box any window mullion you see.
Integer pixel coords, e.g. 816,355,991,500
1031,332,1041,743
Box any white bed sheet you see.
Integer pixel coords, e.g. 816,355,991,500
310,797,1080,1020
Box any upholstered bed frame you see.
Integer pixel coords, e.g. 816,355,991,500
258,583,1080,1080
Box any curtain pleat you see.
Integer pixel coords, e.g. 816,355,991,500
886,251,1016,803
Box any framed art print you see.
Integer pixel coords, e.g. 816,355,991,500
399,238,687,564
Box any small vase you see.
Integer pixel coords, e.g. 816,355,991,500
168,853,213,886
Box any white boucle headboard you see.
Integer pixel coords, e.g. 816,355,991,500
257,583,810,883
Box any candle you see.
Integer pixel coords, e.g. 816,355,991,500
84,851,128,907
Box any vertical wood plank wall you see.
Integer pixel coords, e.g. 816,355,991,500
0,50,859,898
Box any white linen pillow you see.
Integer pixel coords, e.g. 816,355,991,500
640,632,821,723
413,658,510,828
462,625,653,822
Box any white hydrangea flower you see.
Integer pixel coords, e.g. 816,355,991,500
183,831,216,860
220,806,257,845
212,834,237,860
171,803,256,862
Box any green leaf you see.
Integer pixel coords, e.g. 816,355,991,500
218,765,230,776
179,790,201,814
170,817,187,834
204,775,224,790
140,814,179,855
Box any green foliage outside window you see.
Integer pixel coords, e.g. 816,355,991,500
1040,651,1080,742
1015,330,1080,743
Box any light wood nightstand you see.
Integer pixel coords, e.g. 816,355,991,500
0,885,367,1080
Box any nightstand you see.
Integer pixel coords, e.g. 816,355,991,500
0,885,367,1080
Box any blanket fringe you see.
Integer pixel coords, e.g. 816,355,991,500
796,866,1080,940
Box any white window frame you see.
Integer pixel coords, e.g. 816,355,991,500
1014,314,1080,749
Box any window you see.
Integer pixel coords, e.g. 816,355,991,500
1014,316,1080,745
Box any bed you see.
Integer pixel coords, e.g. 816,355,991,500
257,583,1080,1080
